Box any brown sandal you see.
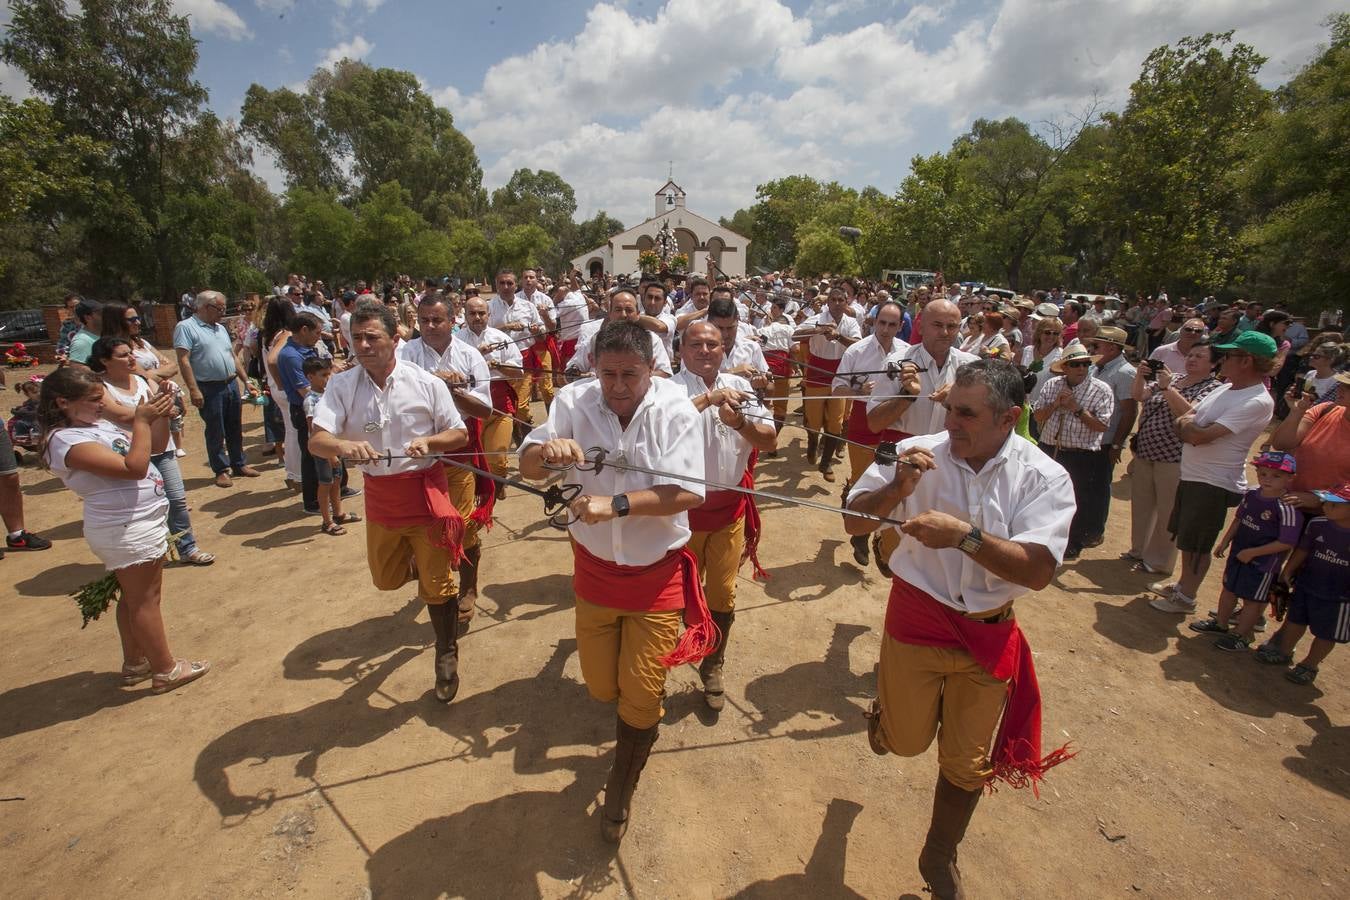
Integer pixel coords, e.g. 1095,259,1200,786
863,698,889,756
321,521,347,536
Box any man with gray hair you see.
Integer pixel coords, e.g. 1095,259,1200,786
173,290,260,487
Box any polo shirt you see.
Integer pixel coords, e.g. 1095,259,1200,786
277,338,318,406
173,316,237,382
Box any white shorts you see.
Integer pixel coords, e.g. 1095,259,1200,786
84,516,169,571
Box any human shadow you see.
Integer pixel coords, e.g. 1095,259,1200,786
282,599,427,682
242,524,318,550
1056,557,1145,596
1157,632,1325,719
0,671,142,740
1283,706,1350,799
197,486,293,518
28,518,85,543
1091,594,1174,654
757,539,864,604
479,572,573,624
13,561,106,598
733,798,866,898
743,622,871,738
221,505,310,537
193,647,424,820
183,476,222,492
365,767,621,900
20,475,67,495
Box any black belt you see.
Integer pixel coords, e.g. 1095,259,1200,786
964,606,1014,624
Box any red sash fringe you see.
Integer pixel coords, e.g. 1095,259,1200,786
523,334,561,381
444,417,495,528
884,579,1075,794
364,465,465,566
558,338,578,370
572,541,719,667
804,353,841,387
846,399,904,446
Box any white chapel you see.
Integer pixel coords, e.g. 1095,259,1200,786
570,181,751,279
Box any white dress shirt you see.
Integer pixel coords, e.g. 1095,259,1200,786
455,326,523,369
311,359,466,476
565,319,673,375
674,369,763,485
519,377,705,565
800,309,862,360
554,291,591,341
847,431,1075,613
721,338,767,373
832,334,909,393
396,335,491,411
488,295,542,332
867,343,978,436
758,321,795,352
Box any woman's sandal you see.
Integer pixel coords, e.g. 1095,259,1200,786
151,659,211,695
182,549,216,566
863,699,889,756
322,521,347,536
334,512,361,525
121,658,152,686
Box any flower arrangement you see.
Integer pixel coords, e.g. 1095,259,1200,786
638,250,662,273
670,252,689,273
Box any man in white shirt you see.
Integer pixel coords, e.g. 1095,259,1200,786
640,280,677,360
309,300,469,704
868,299,978,440
1150,330,1278,614
674,276,712,333
552,275,592,365
706,297,767,383
794,287,861,469
676,322,777,711
488,269,544,441
757,297,798,442
517,268,559,413
565,289,673,377
398,295,495,627
458,297,525,490
519,320,707,845
846,359,1074,900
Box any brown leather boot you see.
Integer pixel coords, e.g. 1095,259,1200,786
819,435,838,481
918,774,982,900
600,717,659,843
456,544,480,628
426,602,460,703
806,432,819,465
699,610,734,711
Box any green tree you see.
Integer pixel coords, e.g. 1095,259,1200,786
348,181,450,280
794,231,855,278
892,151,981,278
445,219,492,280
743,176,859,271
1099,32,1268,292
561,210,625,273
488,224,554,275
1239,15,1350,312
283,188,357,280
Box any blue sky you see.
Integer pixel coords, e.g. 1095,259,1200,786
3,1,1341,227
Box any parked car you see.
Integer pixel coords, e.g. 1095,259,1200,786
0,309,50,343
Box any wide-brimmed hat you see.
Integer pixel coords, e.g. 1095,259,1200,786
1094,325,1129,347
1050,343,1101,374
1333,370,1350,387
1034,302,1060,319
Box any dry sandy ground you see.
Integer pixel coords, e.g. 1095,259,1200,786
0,389,1345,899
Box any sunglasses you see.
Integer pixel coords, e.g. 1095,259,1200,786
1181,326,1206,333
1065,360,1092,368
125,315,141,323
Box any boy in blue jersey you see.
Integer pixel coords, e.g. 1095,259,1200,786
1255,480,1350,684
1190,451,1303,650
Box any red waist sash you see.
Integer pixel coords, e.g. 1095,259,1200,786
764,348,793,378
804,353,841,388
687,456,768,580
846,400,904,446
572,541,719,667
443,416,494,528
522,334,561,377
884,578,1074,793
364,465,465,565
489,379,517,415
558,338,578,369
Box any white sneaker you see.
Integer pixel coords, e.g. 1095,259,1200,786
1148,579,1177,598
175,448,187,458
1149,590,1197,614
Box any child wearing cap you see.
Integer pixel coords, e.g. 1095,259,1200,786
1255,481,1350,683
1190,451,1303,650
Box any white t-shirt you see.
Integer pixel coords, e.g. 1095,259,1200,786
103,374,176,453
554,292,591,341
46,421,168,527
1180,383,1275,493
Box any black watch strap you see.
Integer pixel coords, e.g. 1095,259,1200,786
612,494,631,518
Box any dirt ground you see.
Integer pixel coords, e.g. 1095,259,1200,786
0,382,1345,899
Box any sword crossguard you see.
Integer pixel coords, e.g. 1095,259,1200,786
875,441,899,466
579,446,608,473
541,483,583,529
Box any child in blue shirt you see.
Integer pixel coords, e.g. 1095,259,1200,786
1255,481,1350,684
1191,451,1303,650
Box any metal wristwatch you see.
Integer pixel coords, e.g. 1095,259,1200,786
958,525,983,555
611,494,631,518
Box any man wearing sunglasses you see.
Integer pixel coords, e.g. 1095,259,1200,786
1150,317,1208,374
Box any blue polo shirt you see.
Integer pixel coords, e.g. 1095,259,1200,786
277,338,317,406
173,315,237,382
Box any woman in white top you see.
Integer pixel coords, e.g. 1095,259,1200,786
39,366,210,694
1021,317,1064,410
961,308,1011,358
92,337,214,566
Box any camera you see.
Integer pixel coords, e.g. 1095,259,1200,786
1143,358,1162,382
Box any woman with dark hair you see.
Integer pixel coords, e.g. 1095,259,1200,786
1256,310,1292,385
99,301,178,382
253,297,298,480
90,337,214,566
1124,340,1222,576
39,365,210,693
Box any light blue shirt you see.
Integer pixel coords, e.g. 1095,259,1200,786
173,315,237,382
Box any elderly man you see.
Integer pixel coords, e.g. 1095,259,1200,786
173,290,260,487
1085,326,1138,548
1210,307,1242,346
1150,331,1278,614
1033,344,1115,559
519,320,707,843
847,359,1075,900
565,289,673,376
1150,317,1208,373
676,321,777,710
310,300,469,702
399,294,495,626
794,287,861,470
456,296,524,489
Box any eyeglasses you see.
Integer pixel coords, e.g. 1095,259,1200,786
125,316,141,323
1065,360,1091,368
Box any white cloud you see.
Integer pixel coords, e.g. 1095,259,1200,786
320,35,374,69
254,0,295,12
174,0,251,40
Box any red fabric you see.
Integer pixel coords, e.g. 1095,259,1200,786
364,465,465,566
445,416,495,528
686,455,768,581
522,334,561,382
764,349,793,378
489,379,517,415
884,578,1074,794
741,451,767,580
558,338,578,370
572,541,719,667
804,353,841,388
846,399,904,446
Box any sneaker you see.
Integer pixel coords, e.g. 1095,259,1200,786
5,530,52,551
1254,645,1292,665
1149,590,1196,614
1214,634,1251,652
1149,580,1178,598
1188,618,1228,634
339,486,362,499
1119,550,1143,562
175,448,187,458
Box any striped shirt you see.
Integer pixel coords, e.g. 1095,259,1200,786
1034,375,1115,450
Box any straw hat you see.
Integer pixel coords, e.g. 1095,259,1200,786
1050,343,1101,374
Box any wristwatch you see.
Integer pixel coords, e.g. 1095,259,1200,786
958,526,983,555
611,494,631,518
